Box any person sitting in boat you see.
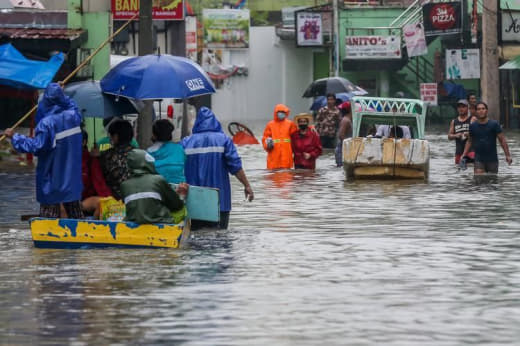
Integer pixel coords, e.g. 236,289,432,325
375,125,411,139
3,83,84,218
99,119,134,200
96,116,139,153
120,149,187,224
81,130,112,216
147,119,186,184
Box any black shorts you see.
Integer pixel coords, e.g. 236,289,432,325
474,161,499,174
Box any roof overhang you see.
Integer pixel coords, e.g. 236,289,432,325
499,55,520,70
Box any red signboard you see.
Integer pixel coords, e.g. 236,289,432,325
422,1,461,37
111,0,184,21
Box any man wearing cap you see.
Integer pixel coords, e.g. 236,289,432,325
448,99,476,164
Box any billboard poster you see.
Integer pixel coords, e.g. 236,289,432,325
423,1,462,37
403,22,428,57
203,9,250,49
296,12,323,46
445,49,480,79
111,0,184,20
345,35,401,59
420,83,438,106
186,16,197,62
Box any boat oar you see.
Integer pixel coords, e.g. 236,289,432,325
0,12,138,143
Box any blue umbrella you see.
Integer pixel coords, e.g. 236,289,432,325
310,92,354,111
63,80,137,118
100,54,216,100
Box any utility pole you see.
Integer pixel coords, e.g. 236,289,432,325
480,0,499,120
137,0,154,148
333,0,339,77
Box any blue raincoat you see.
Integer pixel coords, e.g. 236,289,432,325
181,107,243,212
12,83,83,205
147,141,186,184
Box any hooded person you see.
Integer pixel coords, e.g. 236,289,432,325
181,106,254,230
4,83,84,218
120,149,186,224
262,104,298,169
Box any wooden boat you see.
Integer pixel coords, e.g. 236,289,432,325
343,96,430,180
30,217,191,249
29,185,220,249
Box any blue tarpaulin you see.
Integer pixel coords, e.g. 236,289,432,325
0,43,64,90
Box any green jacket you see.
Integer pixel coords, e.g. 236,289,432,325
120,149,184,224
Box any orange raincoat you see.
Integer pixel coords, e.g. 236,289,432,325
262,104,298,169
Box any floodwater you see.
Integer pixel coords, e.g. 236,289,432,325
1,128,520,345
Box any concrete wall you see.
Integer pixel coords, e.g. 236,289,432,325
211,27,313,124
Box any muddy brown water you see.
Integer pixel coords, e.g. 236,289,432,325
1,128,520,345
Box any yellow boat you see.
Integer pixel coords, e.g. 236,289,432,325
343,96,430,180
30,217,190,249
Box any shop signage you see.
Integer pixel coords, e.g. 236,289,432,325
203,9,250,49
445,49,480,80
420,83,438,106
422,1,462,37
345,35,401,59
111,0,184,21
186,16,197,61
403,22,428,57
296,12,323,46
501,10,520,42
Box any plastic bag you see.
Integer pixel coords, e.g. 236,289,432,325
99,197,126,222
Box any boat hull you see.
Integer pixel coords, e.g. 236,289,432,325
30,218,190,249
343,137,430,180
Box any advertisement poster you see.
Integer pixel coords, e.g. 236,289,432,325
420,83,438,106
296,12,323,46
203,9,250,49
403,22,428,57
185,16,197,62
111,0,184,20
423,1,462,37
345,36,401,59
445,49,480,79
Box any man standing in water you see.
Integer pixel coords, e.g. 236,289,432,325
315,93,340,149
448,99,475,165
461,102,512,174
3,83,83,218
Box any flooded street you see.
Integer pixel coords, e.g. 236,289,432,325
1,128,520,345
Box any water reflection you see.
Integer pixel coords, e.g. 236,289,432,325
1,129,520,344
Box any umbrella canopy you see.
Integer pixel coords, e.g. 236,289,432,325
303,77,367,98
100,54,216,100
63,80,137,118
310,92,354,111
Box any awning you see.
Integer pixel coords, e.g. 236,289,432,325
0,43,64,89
499,55,520,70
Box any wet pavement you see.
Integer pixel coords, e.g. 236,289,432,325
1,128,520,345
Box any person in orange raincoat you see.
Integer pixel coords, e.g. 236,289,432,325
262,104,298,169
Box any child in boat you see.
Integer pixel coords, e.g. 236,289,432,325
147,119,186,184
120,149,187,224
81,130,112,216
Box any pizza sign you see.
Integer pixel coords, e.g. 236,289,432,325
423,1,461,37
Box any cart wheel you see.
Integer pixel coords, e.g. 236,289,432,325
228,122,255,138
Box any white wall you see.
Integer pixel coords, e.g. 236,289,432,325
211,27,313,124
